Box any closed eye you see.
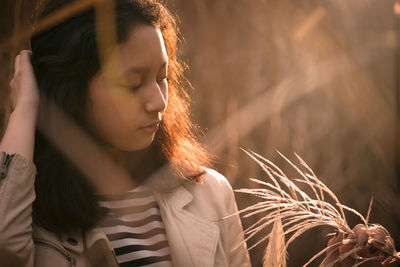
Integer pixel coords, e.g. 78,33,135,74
130,84,142,91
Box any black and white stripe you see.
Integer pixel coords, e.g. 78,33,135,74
98,185,172,266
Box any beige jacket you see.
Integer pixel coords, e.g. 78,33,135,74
0,152,251,267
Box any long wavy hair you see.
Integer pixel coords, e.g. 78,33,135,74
30,0,210,234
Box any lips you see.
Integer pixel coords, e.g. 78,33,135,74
142,121,161,128
140,121,161,133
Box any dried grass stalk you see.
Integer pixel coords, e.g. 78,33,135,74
236,149,400,267
263,217,287,267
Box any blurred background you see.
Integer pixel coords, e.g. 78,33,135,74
0,0,399,266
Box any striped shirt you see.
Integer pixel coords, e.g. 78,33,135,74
98,185,172,267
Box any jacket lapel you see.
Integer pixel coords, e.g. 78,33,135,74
153,186,220,267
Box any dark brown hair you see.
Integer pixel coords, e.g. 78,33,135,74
31,0,210,233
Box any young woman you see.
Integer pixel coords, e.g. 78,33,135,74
0,0,251,266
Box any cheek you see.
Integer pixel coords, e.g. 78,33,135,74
87,100,143,150
87,77,140,143
89,97,139,134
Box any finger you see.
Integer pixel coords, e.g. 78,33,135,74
353,224,368,247
19,50,32,62
325,232,344,267
339,232,357,254
20,50,32,56
382,257,399,267
18,51,35,73
10,77,14,88
14,55,20,72
340,240,356,254
328,232,344,250
19,50,32,63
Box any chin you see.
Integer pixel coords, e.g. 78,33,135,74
119,138,155,152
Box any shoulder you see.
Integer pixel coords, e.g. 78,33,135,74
183,168,235,207
200,168,233,191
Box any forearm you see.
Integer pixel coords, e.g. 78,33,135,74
0,105,38,160
0,106,37,266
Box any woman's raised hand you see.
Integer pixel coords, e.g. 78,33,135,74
0,50,39,160
324,224,399,267
10,50,39,115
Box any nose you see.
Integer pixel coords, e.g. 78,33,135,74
144,81,168,113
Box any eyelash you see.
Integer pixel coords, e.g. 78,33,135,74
130,85,141,91
128,77,167,91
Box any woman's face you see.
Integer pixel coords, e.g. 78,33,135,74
86,24,169,152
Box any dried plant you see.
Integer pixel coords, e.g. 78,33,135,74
236,149,400,266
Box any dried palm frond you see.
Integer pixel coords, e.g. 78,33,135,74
236,149,400,267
